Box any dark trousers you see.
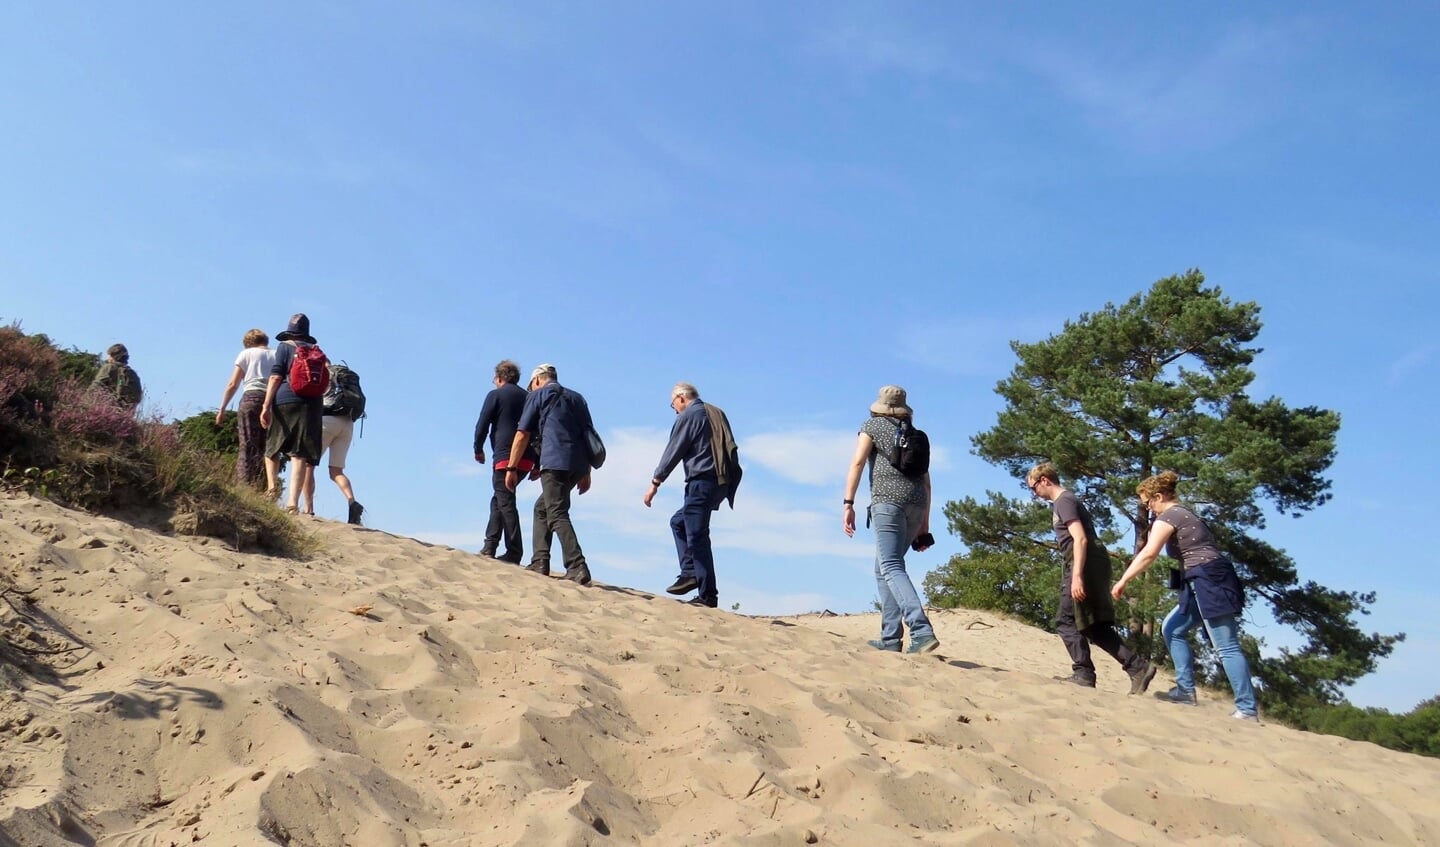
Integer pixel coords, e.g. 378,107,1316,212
670,475,724,604
484,468,523,562
1056,583,1146,680
532,469,587,571
235,390,267,488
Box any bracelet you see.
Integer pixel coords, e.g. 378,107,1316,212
651,479,662,487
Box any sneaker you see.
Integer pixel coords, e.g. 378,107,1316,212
1231,710,1260,722
347,500,365,526
866,639,902,652
1156,686,1198,705
906,635,940,654
525,561,551,577
1128,662,1158,696
564,566,592,586
665,576,699,595
1054,672,1098,688
686,597,718,608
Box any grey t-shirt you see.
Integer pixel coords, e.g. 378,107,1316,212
1051,490,1106,560
861,416,927,506
1157,505,1226,570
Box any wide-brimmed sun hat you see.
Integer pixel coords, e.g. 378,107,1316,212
870,385,912,417
276,313,316,344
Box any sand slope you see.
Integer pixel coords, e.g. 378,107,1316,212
1,491,1437,846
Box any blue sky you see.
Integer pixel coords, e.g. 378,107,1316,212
2,3,1435,712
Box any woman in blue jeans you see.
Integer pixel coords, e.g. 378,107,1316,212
842,386,939,655
1112,471,1259,721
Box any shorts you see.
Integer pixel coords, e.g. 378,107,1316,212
266,400,322,465
320,414,355,469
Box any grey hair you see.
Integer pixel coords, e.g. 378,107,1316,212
672,381,699,400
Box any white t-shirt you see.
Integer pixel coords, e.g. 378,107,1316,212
235,347,276,393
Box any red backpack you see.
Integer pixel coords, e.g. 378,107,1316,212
288,343,331,398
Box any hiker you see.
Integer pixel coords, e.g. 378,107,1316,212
1027,462,1156,694
506,363,595,586
644,382,742,609
259,313,326,515
91,343,143,411
842,386,940,654
474,359,537,564
1113,471,1259,721
216,329,276,492
301,359,365,525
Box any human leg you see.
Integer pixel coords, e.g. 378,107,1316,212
1197,611,1258,716
236,391,266,487
529,491,552,574
543,469,589,582
870,502,934,642
1055,571,1096,684
666,505,699,594
490,468,521,561
681,477,721,606
1082,622,1147,675
1162,594,1201,695
482,469,504,556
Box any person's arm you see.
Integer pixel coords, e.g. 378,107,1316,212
1112,520,1177,598
842,432,873,537
645,417,690,506
504,430,532,491
259,374,281,429
217,365,244,425
1067,522,1089,601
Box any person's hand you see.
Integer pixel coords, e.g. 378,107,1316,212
1111,580,1126,600
643,482,658,508
1070,574,1087,602
842,503,856,537
913,535,933,552
578,473,592,495
528,468,541,481
259,407,272,429
474,451,485,464
505,468,519,492
214,410,225,427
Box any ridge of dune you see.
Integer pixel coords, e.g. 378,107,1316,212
1,491,1437,847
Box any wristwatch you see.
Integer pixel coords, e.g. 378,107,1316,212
843,499,855,506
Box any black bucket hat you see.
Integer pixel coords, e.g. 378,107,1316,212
275,313,316,344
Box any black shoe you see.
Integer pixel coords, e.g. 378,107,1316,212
564,566,592,586
347,500,365,526
665,576,699,595
499,552,523,565
479,547,498,558
686,597,718,608
1128,662,1158,695
525,562,551,577
1054,672,1097,688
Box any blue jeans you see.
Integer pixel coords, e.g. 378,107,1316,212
670,476,724,605
870,501,934,646
1163,591,1258,716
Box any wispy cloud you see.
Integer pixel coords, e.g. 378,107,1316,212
1388,346,1434,385
742,429,857,486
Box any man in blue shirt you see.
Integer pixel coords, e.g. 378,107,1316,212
644,382,740,609
474,359,537,564
507,364,595,585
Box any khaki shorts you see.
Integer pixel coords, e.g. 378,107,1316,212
320,415,355,469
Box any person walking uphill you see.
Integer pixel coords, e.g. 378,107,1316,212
260,314,327,515
843,386,939,654
1113,471,1259,721
1027,462,1156,694
474,359,537,564
92,343,143,411
506,364,595,585
217,329,275,492
644,382,742,609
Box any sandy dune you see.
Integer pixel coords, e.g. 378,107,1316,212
2,491,1437,846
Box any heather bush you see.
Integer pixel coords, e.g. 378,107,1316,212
0,322,312,557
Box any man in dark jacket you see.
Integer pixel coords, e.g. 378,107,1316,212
92,343,143,410
644,381,741,609
474,359,536,564
506,364,596,585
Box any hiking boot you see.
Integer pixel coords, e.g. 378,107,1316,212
1156,686,1198,705
479,546,498,558
906,635,940,654
564,566,592,586
347,500,365,526
1054,672,1098,688
686,596,718,608
1231,710,1260,722
866,639,901,652
665,575,699,595
1128,662,1158,695
525,561,551,577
